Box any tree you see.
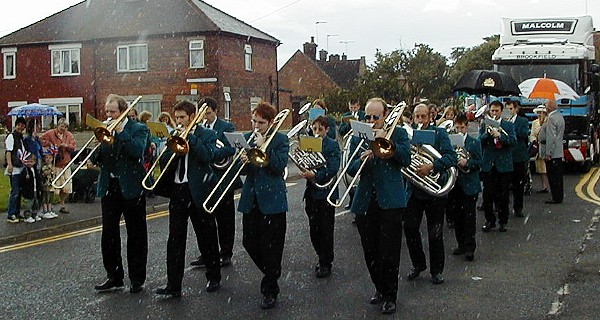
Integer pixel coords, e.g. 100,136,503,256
448,35,500,86
401,44,449,104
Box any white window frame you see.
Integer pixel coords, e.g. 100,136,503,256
117,44,148,72
49,43,81,77
39,97,82,129
2,47,16,79
244,44,253,71
189,39,205,69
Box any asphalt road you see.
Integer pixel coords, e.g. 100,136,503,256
1,171,599,319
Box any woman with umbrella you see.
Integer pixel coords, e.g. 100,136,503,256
41,118,76,214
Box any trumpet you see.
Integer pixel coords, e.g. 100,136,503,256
142,104,208,191
52,95,142,189
202,109,291,214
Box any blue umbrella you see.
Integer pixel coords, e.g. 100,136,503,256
7,103,63,117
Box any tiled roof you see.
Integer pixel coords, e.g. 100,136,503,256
0,0,279,46
317,59,362,89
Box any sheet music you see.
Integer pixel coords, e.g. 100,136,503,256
350,120,374,141
224,132,251,150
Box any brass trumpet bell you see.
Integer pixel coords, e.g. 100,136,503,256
246,148,269,167
94,127,114,145
372,137,395,159
166,136,189,156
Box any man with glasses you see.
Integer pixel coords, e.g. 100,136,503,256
348,98,411,314
480,100,516,232
403,103,456,285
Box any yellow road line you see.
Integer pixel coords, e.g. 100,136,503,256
576,167,600,206
0,210,169,254
0,182,299,253
586,167,600,202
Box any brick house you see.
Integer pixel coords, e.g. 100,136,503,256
278,36,366,123
0,0,280,130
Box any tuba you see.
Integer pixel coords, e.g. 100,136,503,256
401,123,458,197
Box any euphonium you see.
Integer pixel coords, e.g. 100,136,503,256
401,123,458,197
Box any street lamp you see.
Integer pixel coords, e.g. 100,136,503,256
339,40,355,55
326,34,339,52
315,21,327,44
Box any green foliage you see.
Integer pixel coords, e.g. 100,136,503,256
448,35,500,86
0,175,10,212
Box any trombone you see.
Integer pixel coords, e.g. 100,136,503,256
52,95,142,189
202,109,291,214
326,103,406,207
142,104,208,190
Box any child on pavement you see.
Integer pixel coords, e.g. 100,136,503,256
40,151,58,219
20,155,43,223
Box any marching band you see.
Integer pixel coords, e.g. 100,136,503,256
52,94,540,314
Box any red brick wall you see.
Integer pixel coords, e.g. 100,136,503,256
0,44,96,121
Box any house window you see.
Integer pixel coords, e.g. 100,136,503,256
136,100,161,120
189,40,205,69
117,44,148,72
39,97,83,130
244,44,253,71
2,48,16,79
49,44,81,76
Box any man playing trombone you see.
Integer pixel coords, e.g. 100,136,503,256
237,102,289,309
190,97,240,268
93,94,150,294
155,100,221,297
302,115,340,278
347,98,410,314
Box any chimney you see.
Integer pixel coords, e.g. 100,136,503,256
329,54,340,62
303,36,317,61
341,53,347,61
319,49,328,61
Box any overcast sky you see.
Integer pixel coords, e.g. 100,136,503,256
0,0,598,68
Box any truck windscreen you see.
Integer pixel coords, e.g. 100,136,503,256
496,64,580,93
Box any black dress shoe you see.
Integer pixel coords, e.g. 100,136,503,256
94,278,124,291
190,256,206,267
130,284,143,294
381,301,396,314
260,295,277,309
464,252,475,261
481,222,496,232
406,267,426,281
155,286,182,298
545,200,562,204
316,265,332,278
369,291,383,304
452,247,466,255
499,224,507,232
220,256,232,267
431,273,444,284
205,280,220,292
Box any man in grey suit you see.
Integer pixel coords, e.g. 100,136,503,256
540,100,564,204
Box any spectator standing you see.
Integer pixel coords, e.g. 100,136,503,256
540,100,564,204
41,118,76,214
530,106,549,193
40,150,58,219
20,156,43,223
5,117,27,223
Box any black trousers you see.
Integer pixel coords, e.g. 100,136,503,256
305,196,335,267
545,158,564,203
100,179,148,286
242,204,286,297
482,167,511,225
448,187,478,253
214,191,236,259
167,184,221,290
404,195,445,275
355,197,403,303
511,161,527,212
